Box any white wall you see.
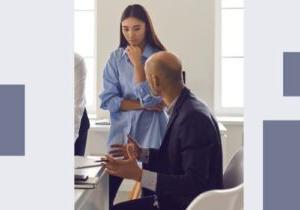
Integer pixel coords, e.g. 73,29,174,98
97,0,216,119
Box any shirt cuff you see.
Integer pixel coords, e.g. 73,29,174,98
139,148,150,163
141,170,157,192
100,96,123,112
135,81,161,107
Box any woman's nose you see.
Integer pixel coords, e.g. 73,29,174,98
128,30,135,38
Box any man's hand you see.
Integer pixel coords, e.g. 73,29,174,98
109,135,142,160
126,46,142,67
104,151,142,181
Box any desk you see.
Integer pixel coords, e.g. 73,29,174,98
75,158,108,210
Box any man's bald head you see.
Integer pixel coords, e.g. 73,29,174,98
145,51,183,84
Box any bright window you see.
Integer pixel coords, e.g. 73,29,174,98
74,0,96,115
216,0,244,115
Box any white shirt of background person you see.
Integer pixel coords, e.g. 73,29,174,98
74,53,87,142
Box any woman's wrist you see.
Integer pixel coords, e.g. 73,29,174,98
133,62,143,70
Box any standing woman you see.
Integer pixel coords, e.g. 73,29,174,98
99,4,168,208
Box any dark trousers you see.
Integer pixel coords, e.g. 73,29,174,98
112,195,185,210
109,175,123,209
74,109,90,156
112,196,159,210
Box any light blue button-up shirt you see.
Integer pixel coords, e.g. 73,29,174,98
99,44,168,149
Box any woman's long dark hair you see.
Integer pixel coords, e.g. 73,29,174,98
119,4,166,51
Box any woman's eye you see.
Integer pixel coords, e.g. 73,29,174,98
133,28,140,31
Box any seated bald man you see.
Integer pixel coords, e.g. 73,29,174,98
105,52,223,210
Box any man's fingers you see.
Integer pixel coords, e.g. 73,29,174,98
126,145,132,159
106,154,127,165
109,149,123,154
126,144,137,160
110,144,124,148
109,151,123,156
105,168,117,176
104,163,114,171
109,152,123,157
105,154,115,163
104,155,120,170
109,150,124,158
111,154,124,158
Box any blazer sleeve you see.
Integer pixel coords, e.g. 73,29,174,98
142,148,161,171
155,112,219,196
99,52,123,113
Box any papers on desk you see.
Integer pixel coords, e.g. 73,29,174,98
75,156,104,169
75,177,99,189
95,118,110,125
75,184,95,189
75,177,98,185
75,156,104,190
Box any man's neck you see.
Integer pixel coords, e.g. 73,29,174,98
162,84,184,107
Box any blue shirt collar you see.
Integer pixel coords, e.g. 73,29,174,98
142,43,154,58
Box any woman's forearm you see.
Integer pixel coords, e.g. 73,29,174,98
133,63,146,84
120,99,143,111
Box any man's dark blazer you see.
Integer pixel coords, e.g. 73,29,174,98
146,87,223,210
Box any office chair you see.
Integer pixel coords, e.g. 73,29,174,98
223,148,243,189
186,148,244,210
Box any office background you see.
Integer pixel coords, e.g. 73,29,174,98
75,0,244,178
1,0,299,209
74,0,244,200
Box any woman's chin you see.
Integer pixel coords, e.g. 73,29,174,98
129,43,138,46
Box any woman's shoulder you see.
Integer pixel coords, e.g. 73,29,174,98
144,44,163,58
109,47,126,60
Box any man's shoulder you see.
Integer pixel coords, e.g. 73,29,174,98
179,93,214,124
182,92,210,113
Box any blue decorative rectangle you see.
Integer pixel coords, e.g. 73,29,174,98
264,121,300,210
283,52,300,96
0,85,25,156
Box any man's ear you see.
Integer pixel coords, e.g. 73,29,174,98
153,75,160,88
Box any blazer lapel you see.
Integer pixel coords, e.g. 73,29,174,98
161,87,190,147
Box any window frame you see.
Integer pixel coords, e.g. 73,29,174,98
74,1,98,118
214,0,244,116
